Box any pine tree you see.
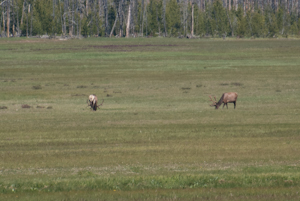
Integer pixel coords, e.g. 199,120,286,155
212,0,228,37
250,9,266,37
236,5,246,37
165,0,180,36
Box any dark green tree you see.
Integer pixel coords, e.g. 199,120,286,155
211,0,228,37
236,5,246,37
165,0,180,36
250,9,266,37
146,0,162,36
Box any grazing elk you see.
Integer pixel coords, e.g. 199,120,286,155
87,94,104,111
209,92,238,109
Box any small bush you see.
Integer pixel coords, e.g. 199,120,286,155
22,104,31,108
32,85,42,90
47,106,53,109
0,106,8,109
77,85,87,88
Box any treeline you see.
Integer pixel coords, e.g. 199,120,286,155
1,0,300,38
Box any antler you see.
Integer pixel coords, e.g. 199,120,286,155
209,95,217,107
97,99,104,107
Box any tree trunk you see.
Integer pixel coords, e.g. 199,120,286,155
297,0,299,15
145,5,147,36
21,0,25,26
69,0,73,37
163,0,166,37
30,4,33,37
27,4,29,37
183,0,188,37
16,3,19,37
119,0,123,37
291,0,294,12
243,0,246,15
132,0,137,35
126,0,131,38
12,0,15,36
104,0,108,36
191,3,194,36
2,1,5,36
98,0,101,17
86,0,89,16
89,0,93,36
141,0,144,36
75,0,79,37
53,0,55,35
95,0,99,36
7,0,10,37
0,11,2,36
110,12,118,37
156,1,160,36
60,2,63,35
98,0,103,32
64,0,68,36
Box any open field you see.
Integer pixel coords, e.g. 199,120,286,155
0,38,300,200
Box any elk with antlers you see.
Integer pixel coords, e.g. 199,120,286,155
87,94,104,111
209,92,238,109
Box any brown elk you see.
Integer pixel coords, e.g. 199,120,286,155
209,92,238,109
87,94,104,111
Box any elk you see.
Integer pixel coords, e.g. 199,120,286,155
209,92,238,109
87,94,104,111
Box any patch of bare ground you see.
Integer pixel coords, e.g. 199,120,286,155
30,47,89,51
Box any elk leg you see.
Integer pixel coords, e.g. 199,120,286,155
222,103,225,109
226,103,228,109
234,101,236,109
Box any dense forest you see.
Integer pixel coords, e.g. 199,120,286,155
1,0,300,38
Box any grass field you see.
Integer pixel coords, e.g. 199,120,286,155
0,37,300,200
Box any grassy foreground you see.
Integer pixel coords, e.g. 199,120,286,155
0,37,300,200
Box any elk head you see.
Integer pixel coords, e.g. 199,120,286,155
209,95,219,109
87,95,95,107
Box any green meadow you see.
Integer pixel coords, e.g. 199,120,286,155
0,38,300,200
